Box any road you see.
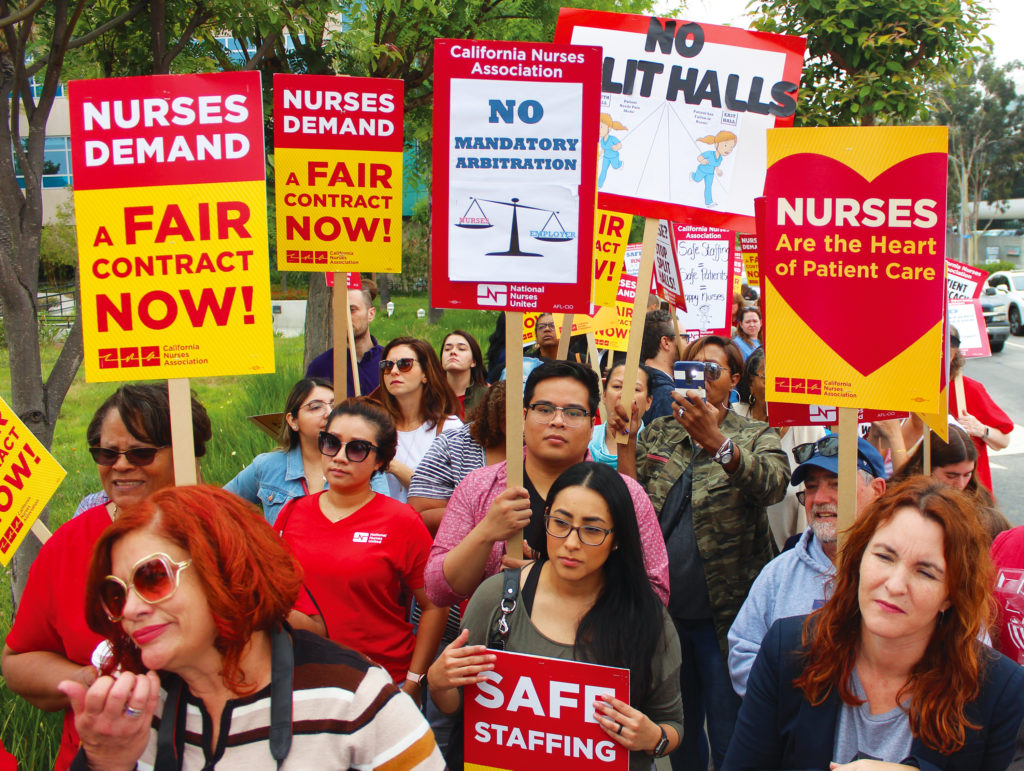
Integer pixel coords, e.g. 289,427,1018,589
968,337,1024,526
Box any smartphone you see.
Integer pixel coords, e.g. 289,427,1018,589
673,360,706,400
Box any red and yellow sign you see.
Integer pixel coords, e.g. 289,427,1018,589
592,210,632,307
739,234,759,287
762,127,947,412
464,650,629,771
274,75,403,272
70,72,273,382
594,274,638,352
0,396,65,566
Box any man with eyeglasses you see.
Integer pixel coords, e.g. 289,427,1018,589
306,280,385,395
425,361,669,608
727,435,886,698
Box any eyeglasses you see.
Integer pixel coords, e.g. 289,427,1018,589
950,336,961,349
318,431,378,462
544,515,614,546
89,446,169,467
527,402,591,427
99,552,192,622
301,399,334,416
536,322,557,332
380,358,417,374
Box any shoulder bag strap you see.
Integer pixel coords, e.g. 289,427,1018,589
489,568,521,651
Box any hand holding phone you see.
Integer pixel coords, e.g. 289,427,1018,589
673,361,706,400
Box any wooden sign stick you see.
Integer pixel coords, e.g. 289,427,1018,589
505,311,525,560
31,519,52,544
168,378,198,486
557,314,574,360
923,426,932,475
616,217,658,446
671,313,686,359
586,332,606,424
953,374,967,419
346,285,361,397
332,274,349,401
835,407,859,563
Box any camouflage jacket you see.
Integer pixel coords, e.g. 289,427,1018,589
635,410,790,656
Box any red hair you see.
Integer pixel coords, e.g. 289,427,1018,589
794,476,996,754
84,485,303,694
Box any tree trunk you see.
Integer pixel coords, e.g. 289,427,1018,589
377,272,391,304
303,271,332,371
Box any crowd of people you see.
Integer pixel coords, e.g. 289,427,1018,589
3,284,1024,771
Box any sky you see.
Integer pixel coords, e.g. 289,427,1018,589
661,0,1021,66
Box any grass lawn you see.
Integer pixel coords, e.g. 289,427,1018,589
0,293,498,767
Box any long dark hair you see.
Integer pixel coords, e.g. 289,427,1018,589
893,424,992,506
442,330,488,388
736,347,765,406
379,336,459,430
535,462,665,703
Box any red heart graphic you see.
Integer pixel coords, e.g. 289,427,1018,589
763,153,945,377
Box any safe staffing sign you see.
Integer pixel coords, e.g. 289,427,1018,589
274,74,403,273
70,71,273,382
0,396,65,566
554,9,805,231
464,650,629,771
761,126,947,412
431,38,601,313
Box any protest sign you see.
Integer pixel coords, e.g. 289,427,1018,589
70,72,273,382
946,259,987,300
0,396,66,566
464,649,629,771
762,126,947,412
623,243,643,277
594,274,638,352
765,402,907,429
522,309,615,346
739,234,759,287
431,39,601,313
948,299,990,358
654,222,735,336
593,211,632,307
274,75,403,273
554,9,805,230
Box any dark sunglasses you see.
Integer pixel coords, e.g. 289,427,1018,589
89,446,169,467
794,435,875,472
99,552,192,622
380,358,416,373
318,431,378,462
950,336,960,348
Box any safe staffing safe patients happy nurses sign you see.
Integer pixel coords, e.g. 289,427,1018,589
762,126,947,412
70,72,273,382
431,39,601,313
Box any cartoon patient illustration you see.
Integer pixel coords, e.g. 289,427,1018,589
692,131,738,206
598,113,627,188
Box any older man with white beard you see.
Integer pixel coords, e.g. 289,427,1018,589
726,435,887,697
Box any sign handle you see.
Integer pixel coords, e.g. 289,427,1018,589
953,374,966,419
505,312,525,560
616,217,657,446
923,426,932,475
31,519,51,544
671,313,686,359
586,332,606,424
332,274,349,401
557,314,574,360
835,407,859,563
346,285,361,397
169,378,198,486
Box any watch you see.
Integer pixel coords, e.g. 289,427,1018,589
712,437,734,465
650,725,669,757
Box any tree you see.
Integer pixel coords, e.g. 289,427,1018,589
750,0,989,126
930,56,1024,262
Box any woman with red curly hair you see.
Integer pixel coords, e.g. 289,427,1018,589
56,485,442,770
723,476,1024,771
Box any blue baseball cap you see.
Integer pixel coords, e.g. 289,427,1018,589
790,435,886,486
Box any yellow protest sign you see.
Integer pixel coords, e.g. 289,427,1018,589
521,309,614,346
739,234,759,285
594,274,637,351
592,210,632,307
274,75,404,272
69,72,274,382
0,396,66,566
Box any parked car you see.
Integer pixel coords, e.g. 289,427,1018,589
986,270,1024,336
981,287,1010,353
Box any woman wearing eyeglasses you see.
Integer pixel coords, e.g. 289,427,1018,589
428,462,683,769
376,337,461,503
2,384,211,771
620,335,790,771
274,399,448,700
57,485,443,770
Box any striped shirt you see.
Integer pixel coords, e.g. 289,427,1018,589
100,631,442,770
407,422,486,501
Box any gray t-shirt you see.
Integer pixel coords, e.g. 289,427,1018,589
833,667,913,764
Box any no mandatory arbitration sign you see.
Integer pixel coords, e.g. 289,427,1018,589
431,38,601,313
69,71,274,383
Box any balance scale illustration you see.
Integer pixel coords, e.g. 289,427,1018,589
455,196,576,256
